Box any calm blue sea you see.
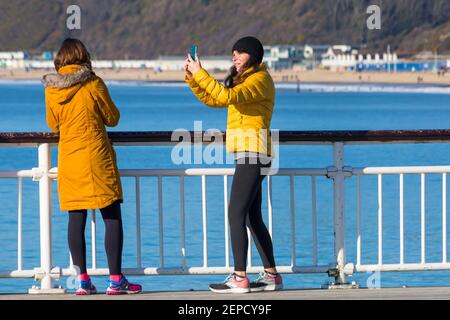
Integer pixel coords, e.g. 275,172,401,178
1,80,450,293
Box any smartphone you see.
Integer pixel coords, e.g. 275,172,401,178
190,45,198,61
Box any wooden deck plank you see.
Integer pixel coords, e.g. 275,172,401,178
2,287,450,300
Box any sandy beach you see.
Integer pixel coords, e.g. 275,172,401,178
0,68,449,86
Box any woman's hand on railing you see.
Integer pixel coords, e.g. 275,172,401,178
186,53,202,75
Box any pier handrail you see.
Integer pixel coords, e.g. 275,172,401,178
3,129,450,145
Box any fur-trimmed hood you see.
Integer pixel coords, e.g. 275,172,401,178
43,65,94,104
42,65,93,89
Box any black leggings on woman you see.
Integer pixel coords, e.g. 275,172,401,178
68,200,123,275
229,158,276,272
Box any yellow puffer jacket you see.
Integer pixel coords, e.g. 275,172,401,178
186,63,275,156
44,64,123,211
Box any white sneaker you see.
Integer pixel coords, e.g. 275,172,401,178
209,273,251,294
250,272,283,292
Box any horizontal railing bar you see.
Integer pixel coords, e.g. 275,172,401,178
7,165,450,179
3,167,450,179
4,130,450,145
0,270,36,278
355,263,450,272
61,266,333,276
0,168,328,179
0,264,334,278
11,263,450,278
0,170,36,178
119,168,328,177
5,166,450,180
354,166,450,175
5,166,450,181
6,140,450,147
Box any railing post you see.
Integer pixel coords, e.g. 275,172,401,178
333,142,346,284
29,143,65,294
326,142,358,289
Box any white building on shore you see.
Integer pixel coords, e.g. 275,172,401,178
0,51,29,68
1,47,401,72
321,46,399,71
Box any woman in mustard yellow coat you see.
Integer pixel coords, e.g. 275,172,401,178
44,38,141,295
186,36,283,294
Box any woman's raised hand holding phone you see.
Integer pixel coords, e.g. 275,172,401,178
186,47,202,75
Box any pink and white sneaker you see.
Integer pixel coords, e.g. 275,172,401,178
209,273,251,294
106,275,142,295
75,279,97,295
250,272,283,292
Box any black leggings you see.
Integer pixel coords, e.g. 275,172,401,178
229,158,276,272
68,200,123,275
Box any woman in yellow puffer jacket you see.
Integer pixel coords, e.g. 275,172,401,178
186,36,282,294
44,38,141,295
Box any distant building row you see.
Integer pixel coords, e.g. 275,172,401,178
0,45,447,72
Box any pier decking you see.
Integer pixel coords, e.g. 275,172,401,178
2,287,450,300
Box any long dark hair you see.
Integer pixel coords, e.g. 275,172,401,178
224,53,260,88
54,38,92,71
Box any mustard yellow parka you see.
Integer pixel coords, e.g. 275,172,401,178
186,63,275,156
44,64,123,211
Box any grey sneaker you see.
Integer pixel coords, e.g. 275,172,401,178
209,273,251,294
250,272,283,292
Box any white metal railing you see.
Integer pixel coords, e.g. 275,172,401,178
353,166,450,273
83,168,331,275
0,144,334,293
2,130,450,293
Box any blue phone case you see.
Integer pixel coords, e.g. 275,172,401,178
190,45,198,60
